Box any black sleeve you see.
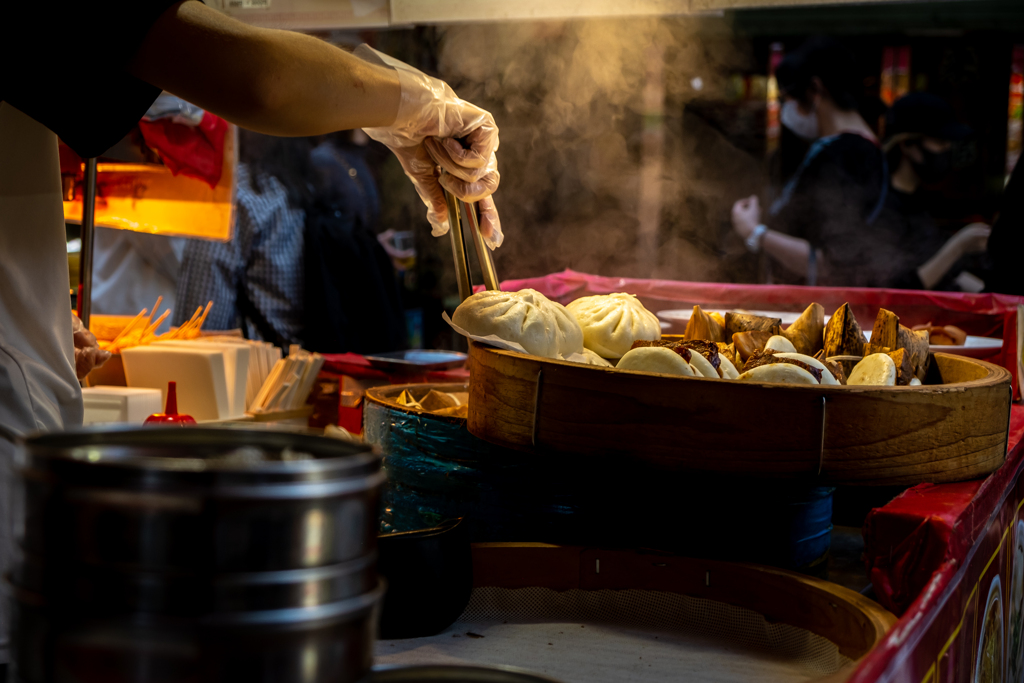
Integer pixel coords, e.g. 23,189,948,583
987,159,1024,295
769,136,888,286
2,0,184,158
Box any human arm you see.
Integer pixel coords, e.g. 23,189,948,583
916,223,991,290
128,1,400,135
731,196,824,279
128,1,501,244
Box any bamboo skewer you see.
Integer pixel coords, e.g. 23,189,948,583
110,309,148,346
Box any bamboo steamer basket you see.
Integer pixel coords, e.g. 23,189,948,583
366,383,836,570
466,342,1013,486
376,543,897,682
470,543,896,663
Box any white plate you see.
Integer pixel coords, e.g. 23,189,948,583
865,331,1003,357
928,335,1003,358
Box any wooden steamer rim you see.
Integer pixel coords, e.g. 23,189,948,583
467,342,1013,486
365,383,469,425
471,543,896,671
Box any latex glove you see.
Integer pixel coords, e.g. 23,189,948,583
71,313,111,380
731,195,762,241
354,45,503,249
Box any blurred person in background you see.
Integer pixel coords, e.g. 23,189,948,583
985,159,1024,296
92,228,184,334
304,132,406,354
877,93,990,291
731,36,887,286
174,131,311,346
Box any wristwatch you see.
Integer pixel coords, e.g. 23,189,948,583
745,224,769,253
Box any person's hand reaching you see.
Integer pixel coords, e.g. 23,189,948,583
71,313,111,380
354,45,503,249
731,196,762,241
953,223,991,255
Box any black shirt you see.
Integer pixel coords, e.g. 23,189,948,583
769,133,888,287
2,1,180,158
986,159,1024,295
875,189,950,290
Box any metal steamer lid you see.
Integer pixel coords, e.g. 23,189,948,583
19,426,382,491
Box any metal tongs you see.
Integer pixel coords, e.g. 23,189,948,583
446,191,500,301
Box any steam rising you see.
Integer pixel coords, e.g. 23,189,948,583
436,17,763,281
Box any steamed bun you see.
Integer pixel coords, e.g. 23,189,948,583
452,289,584,359
566,293,660,359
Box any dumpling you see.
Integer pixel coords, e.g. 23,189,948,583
452,289,584,359
566,293,660,359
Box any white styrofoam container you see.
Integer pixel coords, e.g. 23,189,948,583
153,341,251,418
82,387,163,425
121,346,231,421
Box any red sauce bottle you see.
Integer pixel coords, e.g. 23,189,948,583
144,381,197,425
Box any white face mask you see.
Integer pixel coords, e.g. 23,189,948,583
781,100,819,141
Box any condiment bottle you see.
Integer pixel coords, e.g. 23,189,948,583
144,381,196,425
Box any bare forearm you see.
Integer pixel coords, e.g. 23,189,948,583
917,242,961,290
762,230,822,278
129,1,401,136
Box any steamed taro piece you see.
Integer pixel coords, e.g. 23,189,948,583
781,303,825,356
732,330,774,361
452,289,584,359
724,311,782,337
868,309,930,380
684,305,725,343
566,293,660,359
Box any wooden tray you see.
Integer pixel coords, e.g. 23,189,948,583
466,342,1013,486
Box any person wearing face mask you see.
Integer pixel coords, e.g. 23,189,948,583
878,93,990,291
731,37,889,286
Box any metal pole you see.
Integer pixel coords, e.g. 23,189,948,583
79,158,97,328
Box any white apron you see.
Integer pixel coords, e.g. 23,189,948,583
0,102,84,662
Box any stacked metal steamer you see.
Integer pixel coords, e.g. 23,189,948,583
7,426,384,683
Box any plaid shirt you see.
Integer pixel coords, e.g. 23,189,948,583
174,165,304,345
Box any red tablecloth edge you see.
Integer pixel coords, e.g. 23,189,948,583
864,405,1024,615
850,558,961,683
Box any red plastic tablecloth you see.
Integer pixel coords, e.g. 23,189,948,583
864,406,1024,615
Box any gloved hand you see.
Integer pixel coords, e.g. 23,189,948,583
71,313,111,380
354,45,503,249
